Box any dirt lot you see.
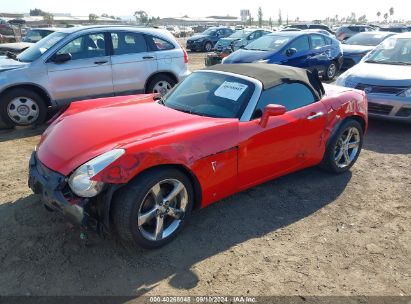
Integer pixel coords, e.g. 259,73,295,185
0,48,410,298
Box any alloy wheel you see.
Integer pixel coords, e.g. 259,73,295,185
334,127,361,168
137,179,188,241
327,63,337,79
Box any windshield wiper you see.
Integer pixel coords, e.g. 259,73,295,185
6,51,19,61
386,61,411,66
244,48,267,51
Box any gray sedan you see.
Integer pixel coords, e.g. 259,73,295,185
336,33,411,122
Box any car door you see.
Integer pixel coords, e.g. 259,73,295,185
279,35,311,69
47,32,113,103
308,34,330,74
238,82,327,189
110,31,157,95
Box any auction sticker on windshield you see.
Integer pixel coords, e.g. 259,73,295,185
214,81,248,101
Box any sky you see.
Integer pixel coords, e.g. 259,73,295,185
2,0,411,21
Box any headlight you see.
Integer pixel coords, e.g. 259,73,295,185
398,87,411,97
68,149,125,197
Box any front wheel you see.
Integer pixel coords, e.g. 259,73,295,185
0,88,47,127
204,42,213,52
112,168,194,249
320,119,363,174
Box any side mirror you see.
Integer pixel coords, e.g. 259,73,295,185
285,48,297,57
260,104,286,127
52,53,72,63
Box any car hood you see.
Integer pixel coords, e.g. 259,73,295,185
37,94,239,176
0,42,33,51
223,49,271,63
344,62,411,86
188,34,208,41
342,44,374,54
0,57,29,71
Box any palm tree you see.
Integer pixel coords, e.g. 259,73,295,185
377,11,381,22
389,7,394,21
383,13,388,23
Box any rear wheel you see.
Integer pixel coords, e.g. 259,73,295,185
323,61,338,80
0,88,47,127
112,168,194,249
146,74,176,97
320,119,363,174
204,42,213,52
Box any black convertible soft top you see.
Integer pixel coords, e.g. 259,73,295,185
205,63,325,99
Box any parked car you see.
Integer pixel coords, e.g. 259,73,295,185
303,29,335,37
336,33,411,122
28,63,367,249
166,26,181,37
223,31,343,80
378,25,409,33
0,25,190,127
0,22,20,43
214,28,272,52
285,23,333,34
335,25,374,41
341,31,395,69
0,28,60,56
186,27,234,52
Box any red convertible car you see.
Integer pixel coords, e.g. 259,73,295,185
29,64,368,249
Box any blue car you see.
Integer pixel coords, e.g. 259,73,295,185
186,27,234,52
341,31,395,69
223,31,343,80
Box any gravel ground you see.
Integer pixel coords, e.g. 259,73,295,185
0,45,410,297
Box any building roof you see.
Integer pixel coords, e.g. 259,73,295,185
204,63,325,97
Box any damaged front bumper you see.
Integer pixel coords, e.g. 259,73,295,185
28,152,89,226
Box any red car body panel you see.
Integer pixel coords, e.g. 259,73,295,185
37,85,367,209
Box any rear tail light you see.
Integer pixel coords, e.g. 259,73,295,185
182,46,189,64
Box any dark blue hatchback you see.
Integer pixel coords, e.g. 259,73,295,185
223,31,343,80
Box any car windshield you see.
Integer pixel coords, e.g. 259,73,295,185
163,71,255,118
202,28,217,36
365,37,411,65
22,29,53,43
244,35,291,51
346,33,389,46
229,30,252,39
17,31,67,63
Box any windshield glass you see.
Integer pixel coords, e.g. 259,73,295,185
163,72,255,118
245,35,291,51
229,30,252,39
202,28,217,36
365,37,411,65
346,33,389,46
23,29,53,43
17,31,67,63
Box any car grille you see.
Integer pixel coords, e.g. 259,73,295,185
368,102,393,115
355,83,407,95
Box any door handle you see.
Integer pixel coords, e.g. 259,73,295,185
94,60,108,65
307,112,324,120
143,56,154,59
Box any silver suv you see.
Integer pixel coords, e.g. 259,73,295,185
0,25,190,126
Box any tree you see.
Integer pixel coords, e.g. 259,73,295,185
383,12,388,22
257,7,263,27
389,7,394,21
134,10,148,25
268,17,273,29
89,13,98,23
30,8,46,16
278,9,282,26
101,13,109,17
42,13,54,26
350,12,356,23
335,14,339,21
377,11,381,22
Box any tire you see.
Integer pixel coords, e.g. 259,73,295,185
323,60,338,81
0,88,47,127
111,167,194,249
320,119,363,174
204,42,213,52
146,74,177,97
